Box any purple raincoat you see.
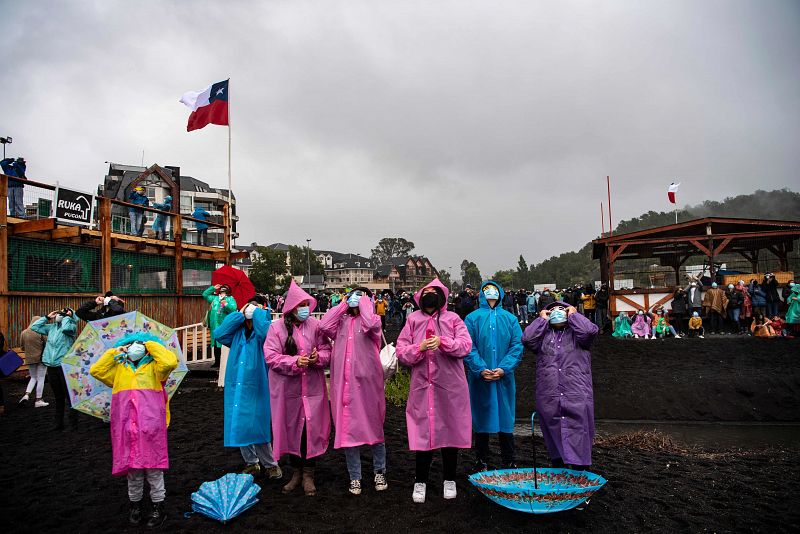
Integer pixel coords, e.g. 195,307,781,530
264,281,332,459
320,297,385,449
522,309,599,466
630,312,652,337
396,279,473,451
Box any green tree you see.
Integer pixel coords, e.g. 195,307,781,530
371,238,415,265
492,269,515,289
437,269,453,291
249,247,290,293
463,260,483,288
288,245,324,276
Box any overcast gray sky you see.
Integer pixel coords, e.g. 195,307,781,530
3,0,799,277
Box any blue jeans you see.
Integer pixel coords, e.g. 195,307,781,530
518,306,528,323
8,186,24,217
766,302,778,319
344,443,387,481
129,210,144,235
240,443,277,467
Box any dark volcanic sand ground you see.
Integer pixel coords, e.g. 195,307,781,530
1,335,799,533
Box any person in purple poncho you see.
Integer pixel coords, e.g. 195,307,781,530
522,300,599,470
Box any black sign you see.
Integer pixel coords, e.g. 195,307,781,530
54,187,94,226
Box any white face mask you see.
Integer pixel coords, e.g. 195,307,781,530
244,304,256,320
103,297,112,306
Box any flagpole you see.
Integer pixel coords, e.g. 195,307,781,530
227,78,233,248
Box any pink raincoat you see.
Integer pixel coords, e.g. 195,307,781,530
396,279,473,451
631,312,651,337
320,296,385,448
264,281,332,459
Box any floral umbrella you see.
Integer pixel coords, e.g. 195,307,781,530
61,311,188,421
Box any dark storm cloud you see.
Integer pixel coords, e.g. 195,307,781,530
2,0,798,278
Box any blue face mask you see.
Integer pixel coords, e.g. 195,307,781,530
549,309,567,324
295,306,310,321
347,294,362,308
483,286,500,300
127,343,146,361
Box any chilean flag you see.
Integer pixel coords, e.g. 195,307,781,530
180,80,229,132
668,182,680,204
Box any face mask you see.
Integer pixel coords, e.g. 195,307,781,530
637,311,643,315
728,284,734,290
690,283,696,287
548,309,567,324
55,315,64,323
421,292,439,309
127,343,146,361
103,297,112,306
483,286,500,300
711,283,718,288
693,312,699,317
244,304,256,320
790,282,796,288
296,306,310,321
347,293,361,308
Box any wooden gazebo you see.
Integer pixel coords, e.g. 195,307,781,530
592,217,800,313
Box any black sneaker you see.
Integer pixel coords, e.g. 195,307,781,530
146,502,166,528
128,501,143,525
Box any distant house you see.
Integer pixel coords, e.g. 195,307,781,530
325,254,377,291
380,256,438,293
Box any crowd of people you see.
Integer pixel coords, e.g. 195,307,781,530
1,271,797,527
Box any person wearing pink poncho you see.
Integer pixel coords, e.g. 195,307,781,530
320,286,388,496
396,278,473,504
264,280,332,496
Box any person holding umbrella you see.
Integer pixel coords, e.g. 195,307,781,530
396,279,473,503
264,280,332,496
203,284,237,368
90,334,178,528
522,301,599,471
32,308,77,430
464,281,524,471
320,287,388,495
213,295,282,479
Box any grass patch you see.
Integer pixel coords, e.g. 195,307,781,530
385,366,410,407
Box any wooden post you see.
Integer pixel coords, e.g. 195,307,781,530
607,245,617,314
0,175,9,342
100,197,112,292
174,213,184,327
707,223,716,283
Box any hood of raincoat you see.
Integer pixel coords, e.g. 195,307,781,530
478,280,504,309
544,300,569,310
283,280,318,314
113,332,166,348
413,278,449,312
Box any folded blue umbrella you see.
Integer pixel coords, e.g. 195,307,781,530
189,473,261,523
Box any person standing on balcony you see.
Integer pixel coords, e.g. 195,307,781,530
151,195,172,240
128,186,149,237
192,205,211,246
2,156,26,218
203,284,237,368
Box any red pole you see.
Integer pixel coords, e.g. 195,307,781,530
607,176,613,237
601,201,605,236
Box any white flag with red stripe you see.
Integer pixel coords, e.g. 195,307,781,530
668,182,680,204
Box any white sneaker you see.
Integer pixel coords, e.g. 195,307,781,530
650,335,656,340
699,335,705,339
374,473,388,491
19,394,30,404
412,482,426,503
35,399,50,408
443,480,457,499
349,479,362,495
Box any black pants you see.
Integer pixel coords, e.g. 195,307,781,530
688,327,705,337
47,366,76,428
671,313,686,334
708,311,724,333
415,448,458,483
380,315,386,330
212,345,222,367
289,423,316,468
475,432,515,466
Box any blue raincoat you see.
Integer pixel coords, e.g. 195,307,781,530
214,308,273,447
464,281,524,433
152,198,172,233
31,312,78,367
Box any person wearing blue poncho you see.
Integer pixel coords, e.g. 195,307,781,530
213,294,282,479
464,281,524,470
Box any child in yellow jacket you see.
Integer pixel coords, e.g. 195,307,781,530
687,311,705,338
90,334,177,528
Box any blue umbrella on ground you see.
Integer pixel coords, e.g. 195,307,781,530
468,412,607,514
188,473,261,523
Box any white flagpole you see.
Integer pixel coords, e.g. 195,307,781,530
227,78,233,248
